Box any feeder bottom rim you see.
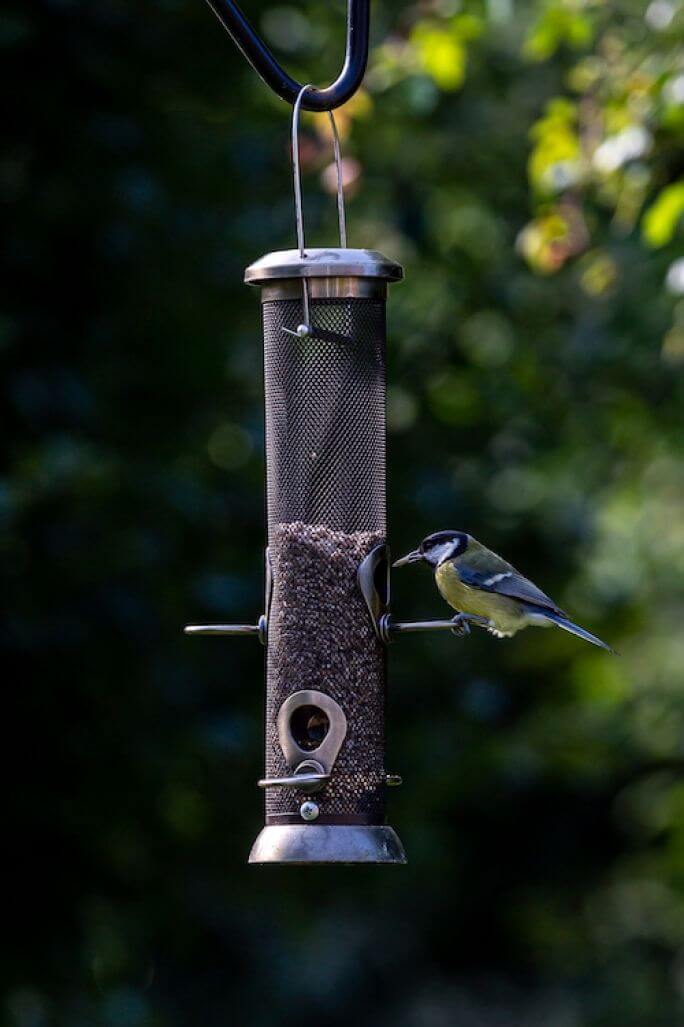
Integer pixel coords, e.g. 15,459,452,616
248,824,407,865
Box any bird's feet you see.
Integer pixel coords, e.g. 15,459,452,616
450,613,471,637
450,613,491,637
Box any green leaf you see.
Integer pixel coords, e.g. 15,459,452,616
524,5,594,62
411,23,467,91
642,181,684,248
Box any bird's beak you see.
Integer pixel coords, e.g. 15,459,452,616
392,549,423,568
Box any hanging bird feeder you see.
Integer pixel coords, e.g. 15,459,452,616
186,0,469,864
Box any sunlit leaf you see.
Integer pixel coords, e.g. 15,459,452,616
528,99,582,195
524,4,594,61
411,23,467,91
642,180,684,247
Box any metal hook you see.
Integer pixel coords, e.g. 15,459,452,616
203,0,370,112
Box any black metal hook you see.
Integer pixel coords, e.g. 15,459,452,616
203,0,370,111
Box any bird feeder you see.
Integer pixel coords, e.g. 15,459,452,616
186,10,468,864
244,232,404,863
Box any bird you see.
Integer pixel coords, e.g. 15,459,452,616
393,530,613,652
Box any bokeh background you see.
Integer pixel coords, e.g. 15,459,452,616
4,0,684,1024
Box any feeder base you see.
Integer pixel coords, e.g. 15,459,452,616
248,824,407,865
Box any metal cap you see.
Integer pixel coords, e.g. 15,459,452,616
244,248,403,285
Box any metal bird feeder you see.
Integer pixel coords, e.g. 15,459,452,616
186,1,467,864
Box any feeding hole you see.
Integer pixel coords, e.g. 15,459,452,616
290,705,330,751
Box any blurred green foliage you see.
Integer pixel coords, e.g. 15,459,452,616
3,0,684,1025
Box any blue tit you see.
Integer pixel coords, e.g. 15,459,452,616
393,530,613,652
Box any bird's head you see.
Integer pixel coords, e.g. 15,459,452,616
393,530,470,569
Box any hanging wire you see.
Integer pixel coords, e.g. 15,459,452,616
291,84,347,256
290,84,348,332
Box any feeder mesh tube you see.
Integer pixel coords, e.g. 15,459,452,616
262,296,387,823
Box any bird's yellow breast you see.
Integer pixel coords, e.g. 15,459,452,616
435,560,525,634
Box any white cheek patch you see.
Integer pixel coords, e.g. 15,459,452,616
433,542,458,564
483,571,513,587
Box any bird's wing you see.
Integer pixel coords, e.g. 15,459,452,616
455,561,565,616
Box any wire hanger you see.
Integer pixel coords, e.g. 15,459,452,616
281,84,350,343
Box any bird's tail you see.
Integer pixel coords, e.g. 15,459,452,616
538,610,615,653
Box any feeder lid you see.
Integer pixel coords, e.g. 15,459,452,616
244,248,403,285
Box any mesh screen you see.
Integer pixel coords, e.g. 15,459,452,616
262,295,388,823
263,298,386,537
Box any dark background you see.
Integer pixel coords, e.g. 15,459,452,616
4,1,684,1024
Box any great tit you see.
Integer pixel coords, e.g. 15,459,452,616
393,530,613,652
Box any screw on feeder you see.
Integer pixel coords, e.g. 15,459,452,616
300,801,320,822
